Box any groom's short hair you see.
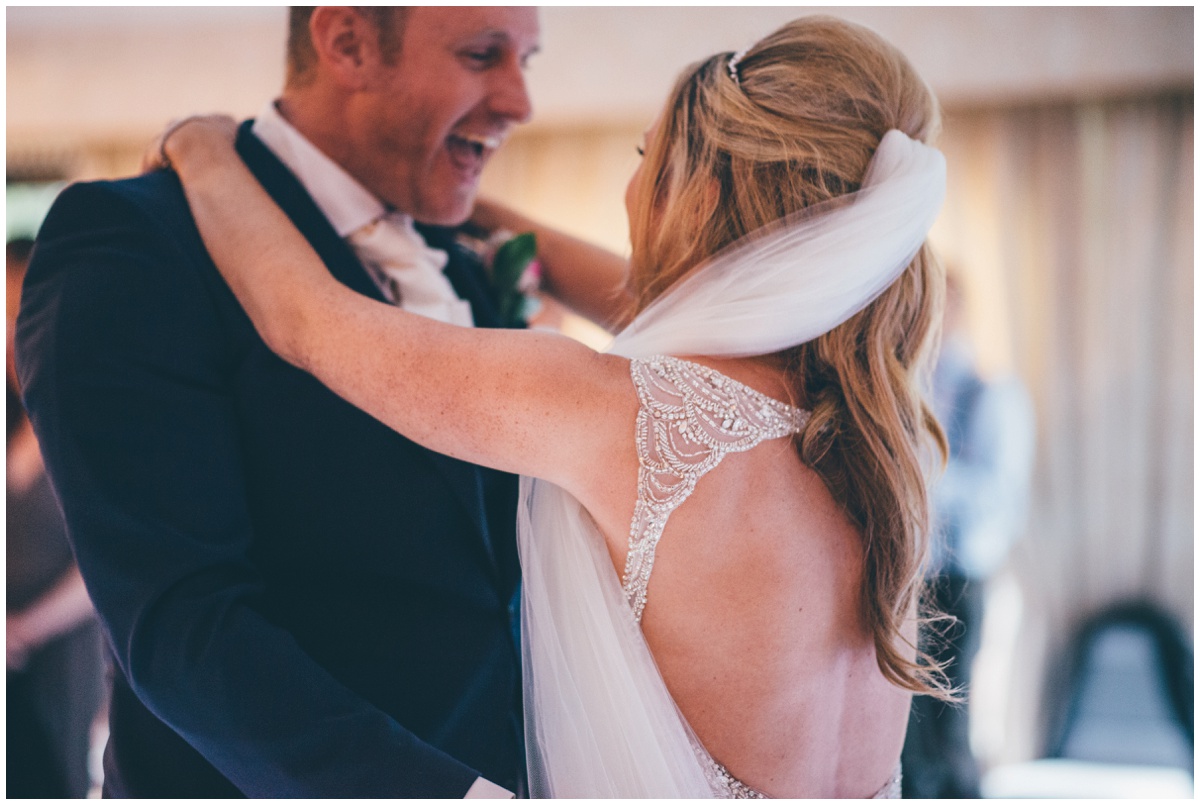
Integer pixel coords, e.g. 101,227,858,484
286,7,407,88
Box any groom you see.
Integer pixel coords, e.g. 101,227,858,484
16,7,539,797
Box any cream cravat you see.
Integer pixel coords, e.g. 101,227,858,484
347,212,475,327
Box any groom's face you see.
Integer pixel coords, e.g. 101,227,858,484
355,7,540,225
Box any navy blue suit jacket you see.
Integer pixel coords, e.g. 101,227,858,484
15,123,524,797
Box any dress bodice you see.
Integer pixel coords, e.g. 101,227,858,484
621,356,901,800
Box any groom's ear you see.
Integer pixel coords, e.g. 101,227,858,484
308,6,384,91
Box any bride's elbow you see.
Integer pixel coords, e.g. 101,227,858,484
253,299,316,372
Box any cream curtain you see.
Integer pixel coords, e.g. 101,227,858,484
933,92,1193,764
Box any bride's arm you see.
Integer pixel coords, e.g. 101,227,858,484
163,119,633,493
471,197,634,331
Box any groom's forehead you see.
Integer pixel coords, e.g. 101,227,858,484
402,7,541,54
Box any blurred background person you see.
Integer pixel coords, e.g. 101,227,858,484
901,270,1036,798
7,237,106,799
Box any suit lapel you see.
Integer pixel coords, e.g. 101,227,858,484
234,122,498,574
234,123,386,304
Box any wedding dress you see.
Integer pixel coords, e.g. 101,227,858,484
625,355,902,799
517,130,945,797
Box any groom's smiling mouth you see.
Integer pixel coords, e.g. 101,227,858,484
446,132,502,174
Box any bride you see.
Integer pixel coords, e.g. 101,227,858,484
157,16,952,798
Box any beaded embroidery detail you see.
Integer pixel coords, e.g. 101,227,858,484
622,356,809,623
706,758,902,799
706,759,770,798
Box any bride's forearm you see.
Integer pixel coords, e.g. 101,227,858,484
159,124,630,494
167,131,331,369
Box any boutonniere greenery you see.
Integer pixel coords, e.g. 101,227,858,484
489,231,542,327
458,228,543,327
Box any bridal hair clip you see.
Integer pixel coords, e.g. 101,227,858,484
727,46,750,87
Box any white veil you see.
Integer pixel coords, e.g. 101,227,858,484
518,130,946,797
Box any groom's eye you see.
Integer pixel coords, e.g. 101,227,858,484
636,146,645,157
462,48,501,68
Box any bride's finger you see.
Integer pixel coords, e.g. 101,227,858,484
141,114,238,174
141,119,181,174
141,116,202,174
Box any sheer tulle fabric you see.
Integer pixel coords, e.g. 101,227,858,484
615,130,947,359
518,130,946,797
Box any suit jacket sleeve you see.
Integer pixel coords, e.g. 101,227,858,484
15,178,481,797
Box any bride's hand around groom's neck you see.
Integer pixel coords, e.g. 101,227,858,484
142,114,239,176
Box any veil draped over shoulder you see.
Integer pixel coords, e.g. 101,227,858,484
517,130,946,797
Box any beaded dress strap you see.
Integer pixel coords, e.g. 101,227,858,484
706,758,903,799
622,356,809,623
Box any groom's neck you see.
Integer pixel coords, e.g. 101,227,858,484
273,91,360,181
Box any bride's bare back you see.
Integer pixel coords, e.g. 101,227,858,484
579,354,911,799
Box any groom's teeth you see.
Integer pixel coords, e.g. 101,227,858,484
461,134,501,151
446,132,501,170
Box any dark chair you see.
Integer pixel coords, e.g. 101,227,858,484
981,601,1193,798
1045,601,1192,772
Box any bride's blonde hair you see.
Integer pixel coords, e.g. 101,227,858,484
627,16,952,698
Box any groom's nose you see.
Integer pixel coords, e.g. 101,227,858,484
488,59,533,125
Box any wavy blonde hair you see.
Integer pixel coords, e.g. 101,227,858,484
627,16,952,698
